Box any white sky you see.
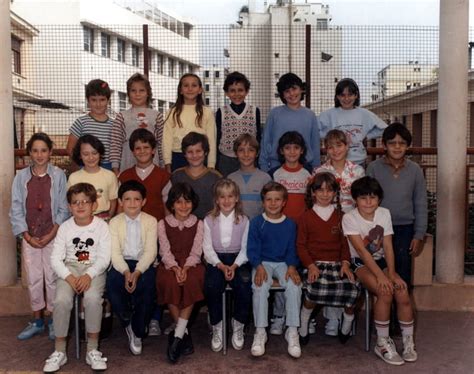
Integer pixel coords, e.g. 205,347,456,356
153,0,448,26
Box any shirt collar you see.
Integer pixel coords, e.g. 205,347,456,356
165,213,198,228
382,155,406,174
262,212,286,224
219,210,235,222
125,213,141,224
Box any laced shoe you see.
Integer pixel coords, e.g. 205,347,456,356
374,336,405,366
250,329,267,357
211,321,223,352
285,328,302,358
231,319,245,350
86,349,108,370
148,319,161,336
125,324,142,355
43,351,67,372
269,316,285,335
17,321,44,340
402,335,418,362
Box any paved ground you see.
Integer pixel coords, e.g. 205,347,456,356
0,311,473,373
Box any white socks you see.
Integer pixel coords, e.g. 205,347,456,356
340,312,355,335
299,306,313,337
174,318,188,339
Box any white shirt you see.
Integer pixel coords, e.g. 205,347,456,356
313,204,335,222
203,211,249,267
123,213,143,261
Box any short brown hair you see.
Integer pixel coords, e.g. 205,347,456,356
324,129,348,147
67,183,97,204
126,73,152,106
260,181,288,201
233,133,259,154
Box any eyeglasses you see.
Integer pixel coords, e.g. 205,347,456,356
70,199,92,206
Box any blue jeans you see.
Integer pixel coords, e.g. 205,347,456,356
252,262,301,328
107,260,156,338
393,224,415,287
204,253,252,325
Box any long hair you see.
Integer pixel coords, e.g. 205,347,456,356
305,172,341,213
167,73,204,128
209,179,244,224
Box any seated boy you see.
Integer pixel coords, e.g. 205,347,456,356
45,183,111,372
228,133,271,220
119,128,171,222
107,180,158,355
247,181,302,358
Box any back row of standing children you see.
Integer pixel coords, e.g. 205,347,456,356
10,69,426,370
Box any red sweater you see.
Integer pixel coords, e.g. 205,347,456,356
119,165,170,221
296,209,350,267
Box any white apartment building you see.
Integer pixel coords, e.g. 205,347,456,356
372,62,439,101
11,0,200,143
229,0,342,117
201,65,228,110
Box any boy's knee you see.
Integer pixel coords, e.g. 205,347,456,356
83,292,103,308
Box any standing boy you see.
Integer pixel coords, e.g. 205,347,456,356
259,73,320,172
367,122,427,287
45,183,110,372
216,71,262,177
247,182,302,359
107,180,158,356
228,134,271,220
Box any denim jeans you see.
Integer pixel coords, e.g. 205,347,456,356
393,224,415,287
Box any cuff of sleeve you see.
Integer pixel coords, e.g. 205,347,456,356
414,232,425,241
85,268,97,279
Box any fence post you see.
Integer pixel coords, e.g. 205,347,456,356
0,0,17,286
305,24,311,109
143,24,149,77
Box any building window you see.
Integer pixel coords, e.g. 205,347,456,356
205,98,210,105
158,100,166,114
205,84,210,92
169,58,175,78
274,53,279,58
215,71,220,78
188,64,193,73
132,45,139,67
83,26,94,52
119,92,127,111
101,32,111,58
204,70,210,78
117,38,125,62
157,54,164,74
316,18,328,30
11,36,21,74
179,62,186,77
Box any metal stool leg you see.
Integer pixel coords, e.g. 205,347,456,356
365,288,371,352
222,289,227,355
74,294,80,359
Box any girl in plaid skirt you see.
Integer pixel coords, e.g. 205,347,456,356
296,172,360,345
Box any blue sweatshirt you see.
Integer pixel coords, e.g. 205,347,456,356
247,214,299,267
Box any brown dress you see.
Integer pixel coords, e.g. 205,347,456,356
156,216,205,309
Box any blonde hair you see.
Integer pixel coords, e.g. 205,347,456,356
209,179,244,224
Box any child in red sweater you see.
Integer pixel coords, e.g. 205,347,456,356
297,172,359,345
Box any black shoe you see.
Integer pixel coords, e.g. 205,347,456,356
338,315,352,344
182,332,194,355
299,333,310,346
167,332,183,364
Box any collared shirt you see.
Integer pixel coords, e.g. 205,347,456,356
135,163,155,181
123,213,143,261
382,155,406,178
219,211,235,248
313,204,335,222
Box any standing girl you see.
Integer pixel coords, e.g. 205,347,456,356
319,78,387,166
110,73,164,173
203,179,251,352
163,73,216,172
69,134,118,221
10,133,69,340
156,182,205,364
297,172,360,345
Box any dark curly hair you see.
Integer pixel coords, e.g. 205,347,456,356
72,134,105,166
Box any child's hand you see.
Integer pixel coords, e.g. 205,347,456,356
254,265,267,287
172,266,183,283
225,264,238,281
217,263,229,276
307,264,320,283
65,274,78,292
389,272,407,292
76,274,92,293
28,236,43,248
126,271,141,293
409,238,423,256
286,266,301,285
376,273,394,295
180,266,190,284
340,262,355,283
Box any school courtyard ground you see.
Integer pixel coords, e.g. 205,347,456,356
0,311,472,373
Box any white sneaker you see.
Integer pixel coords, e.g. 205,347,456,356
285,328,302,358
402,335,418,362
269,316,285,335
308,319,316,335
251,329,267,357
43,351,67,372
325,318,339,337
125,324,142,355
211,321,223,352
148,319,161,336
231,319,245,350
374,336,404,366
86,349,108,370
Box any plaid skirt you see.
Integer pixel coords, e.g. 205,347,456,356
305,262,360,308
